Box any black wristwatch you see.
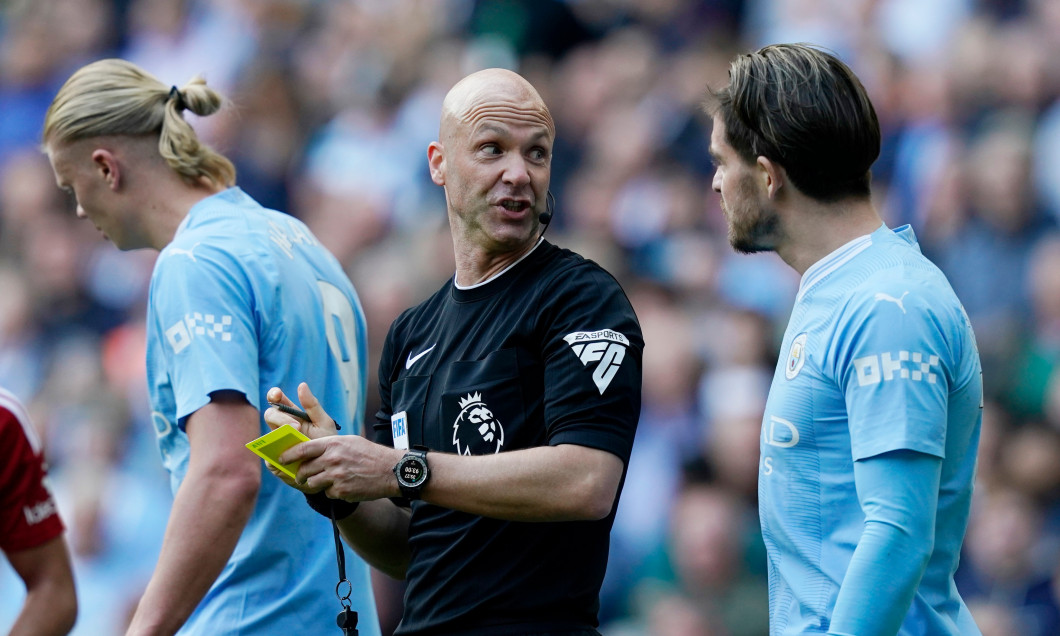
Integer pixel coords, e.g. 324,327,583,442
393,447,430,500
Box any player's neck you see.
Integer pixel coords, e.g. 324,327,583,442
148,177,228,250
779,197,882,275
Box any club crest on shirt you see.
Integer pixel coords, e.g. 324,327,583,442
785,333,808,380
452,392,504,455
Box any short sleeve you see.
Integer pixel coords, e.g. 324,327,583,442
832,280,952,460
372,318,401,446
538,264,643,464
150,243,260,424
0,404,64,552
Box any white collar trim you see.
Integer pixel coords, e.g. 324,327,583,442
796,231,878,302
454,238,545,290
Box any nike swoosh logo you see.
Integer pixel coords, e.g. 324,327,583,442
406,344,437,369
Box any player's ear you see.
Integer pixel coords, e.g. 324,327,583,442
427,141,446,186
756,155,784,199
91,148,121,190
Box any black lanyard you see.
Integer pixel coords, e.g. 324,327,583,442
331,505,358,635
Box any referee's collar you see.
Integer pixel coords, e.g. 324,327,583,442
453,237,545,291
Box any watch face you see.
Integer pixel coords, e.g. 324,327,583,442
398,456,428,487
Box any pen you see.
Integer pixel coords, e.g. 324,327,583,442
267,401,341,430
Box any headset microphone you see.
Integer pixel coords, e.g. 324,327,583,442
538,191,555,225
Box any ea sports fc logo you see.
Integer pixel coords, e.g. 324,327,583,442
452,392,504,455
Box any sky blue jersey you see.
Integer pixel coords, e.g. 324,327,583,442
759,224,982,635
144,188,379,635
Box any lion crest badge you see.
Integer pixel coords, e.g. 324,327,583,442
452,392,504,455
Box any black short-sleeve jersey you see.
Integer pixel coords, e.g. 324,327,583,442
373,240,643,635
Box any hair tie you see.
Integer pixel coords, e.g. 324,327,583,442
168,85,185,110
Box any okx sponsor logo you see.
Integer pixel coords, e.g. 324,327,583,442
854,351,940,386
165,312,235,354
563,329,629,394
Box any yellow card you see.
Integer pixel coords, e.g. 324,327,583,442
245,424,311,480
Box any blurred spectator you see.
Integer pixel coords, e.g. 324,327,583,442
923,110,1056,398
957,486,1060,636
605,474,768,636
3,1,1060,633
603,283,702,621
1005,232,1060,420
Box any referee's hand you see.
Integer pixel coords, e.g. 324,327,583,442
280,427,403,502
264,382,339,439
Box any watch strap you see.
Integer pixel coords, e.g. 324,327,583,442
394,447,429,500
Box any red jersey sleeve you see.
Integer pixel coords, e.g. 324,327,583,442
0,391,64,553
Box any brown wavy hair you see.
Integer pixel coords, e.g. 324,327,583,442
705,43,880,202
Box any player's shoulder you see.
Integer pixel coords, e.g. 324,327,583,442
0,388,36,450
159,215,243,268
0,386,28,424
853,245,956,313
169,188,289,243
157,195,296,273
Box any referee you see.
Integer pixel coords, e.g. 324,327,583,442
268,68,644,635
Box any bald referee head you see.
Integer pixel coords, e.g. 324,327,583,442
427,68,556,286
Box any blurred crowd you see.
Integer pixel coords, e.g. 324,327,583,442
2,1,1060,635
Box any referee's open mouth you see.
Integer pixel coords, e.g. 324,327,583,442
494,197,532,217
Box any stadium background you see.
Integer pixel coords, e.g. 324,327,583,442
2,1,1060,634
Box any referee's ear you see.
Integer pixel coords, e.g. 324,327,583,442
428,141,446,186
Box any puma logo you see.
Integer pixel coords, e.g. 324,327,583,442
170,242,202,262
874,291,908,314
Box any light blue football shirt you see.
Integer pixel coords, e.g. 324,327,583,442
759,224,982,635
145,188,379,635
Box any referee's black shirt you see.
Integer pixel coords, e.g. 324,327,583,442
373,241,643,635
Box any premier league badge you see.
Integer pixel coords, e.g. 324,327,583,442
452,392,504,455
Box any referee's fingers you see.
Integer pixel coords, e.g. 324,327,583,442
263,404,298,432
293,381,341,434
280,438,324,465
266,386,291,405
296,382,328,421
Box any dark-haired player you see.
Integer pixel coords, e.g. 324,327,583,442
705,43,983,635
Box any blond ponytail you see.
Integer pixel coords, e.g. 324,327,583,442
43,58,236,188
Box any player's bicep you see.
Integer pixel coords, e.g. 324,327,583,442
186,392,262,476
6,534,75,591
853,449,941,536
152,247,260,420
836,289,950,460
